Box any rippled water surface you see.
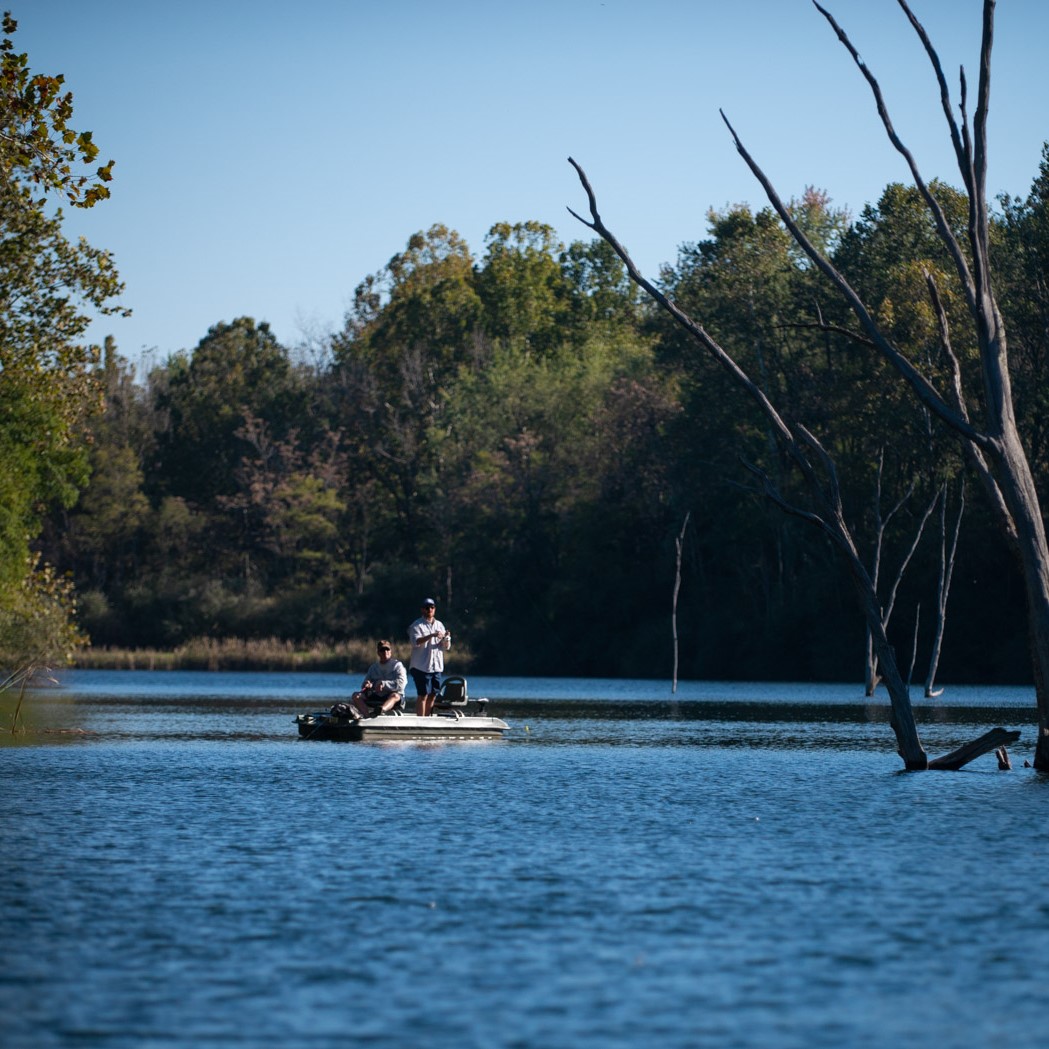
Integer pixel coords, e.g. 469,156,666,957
2,671,1048,1048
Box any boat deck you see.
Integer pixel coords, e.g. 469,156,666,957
296,710,509,742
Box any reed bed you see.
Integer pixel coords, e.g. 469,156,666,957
73,637,473,673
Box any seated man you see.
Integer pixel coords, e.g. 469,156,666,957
347,640,408,718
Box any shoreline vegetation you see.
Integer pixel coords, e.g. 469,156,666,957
71,637,474,674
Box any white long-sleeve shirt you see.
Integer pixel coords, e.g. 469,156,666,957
408,617,451,673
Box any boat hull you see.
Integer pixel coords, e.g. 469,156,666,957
295,711,509,742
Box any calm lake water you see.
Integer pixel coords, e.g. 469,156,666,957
2,671,1048,1049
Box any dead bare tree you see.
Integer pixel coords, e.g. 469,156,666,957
906,603,921,687
567,0,1031,771
672,511,690,694
568,159,930,769
715,0,1049,768
864,452,940,696
925,479,965,696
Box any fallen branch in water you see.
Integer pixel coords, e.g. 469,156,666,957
928,727,1021,770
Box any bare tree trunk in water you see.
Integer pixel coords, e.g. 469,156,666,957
568,160,928,769
907,604,920,688
716,1,1049,765
925,481,965,697
672,512,690,694
865,482,938,696
568,1,1040,769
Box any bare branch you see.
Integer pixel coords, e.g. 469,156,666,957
883,486,939,629
568,157,795,453
925,271,967,417
812,1,978,312
884,478,917,531
923,479,966,696
720,109,992,453
959,67,973,183
569,156,865,535
973,1,994,227
925,270,1016,540
794,423,846,521
970,0,996,295
778,319,876,348
928,726,1020,770
922,479,967,694
895,0,970,188
672,511,691,694
741,459,832,532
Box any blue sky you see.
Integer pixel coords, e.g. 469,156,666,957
19,0,1049,367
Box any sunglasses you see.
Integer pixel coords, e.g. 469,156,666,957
378,646,391,652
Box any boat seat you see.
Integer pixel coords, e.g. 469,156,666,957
435,676,468,710
433,677,489,717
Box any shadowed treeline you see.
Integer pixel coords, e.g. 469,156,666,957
40,155,1049,682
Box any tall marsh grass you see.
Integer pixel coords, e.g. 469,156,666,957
73,637,473,673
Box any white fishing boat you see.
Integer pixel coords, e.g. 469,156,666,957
294,676,509,741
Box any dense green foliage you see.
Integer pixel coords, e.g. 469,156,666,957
41,154,1049,682
0,12,124,676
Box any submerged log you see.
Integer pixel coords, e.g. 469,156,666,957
928,728,1021,771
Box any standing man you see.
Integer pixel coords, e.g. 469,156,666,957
409,597,451,717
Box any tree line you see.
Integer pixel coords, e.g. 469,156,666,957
36,149,1049,684
5,4,1049,699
